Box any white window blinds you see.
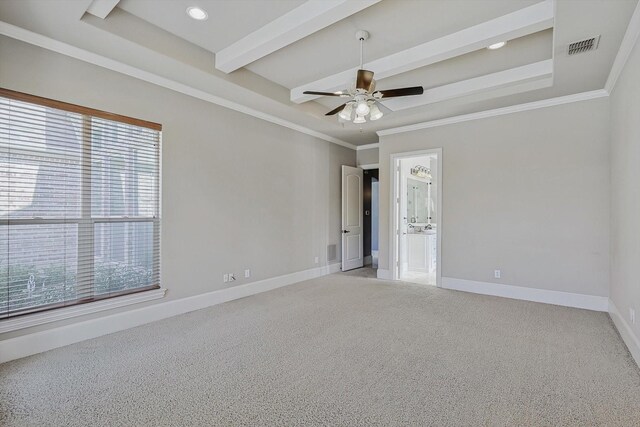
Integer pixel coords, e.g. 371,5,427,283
0,89,161,319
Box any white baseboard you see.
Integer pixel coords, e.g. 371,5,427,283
0,288,168,334
377,269,392,280
442,277,609,312
0,262,341,364
609,299,640,367
328,262,342,274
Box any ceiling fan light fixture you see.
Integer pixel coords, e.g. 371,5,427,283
369,104,383,121
355,101,370,116
487,41,506,50
339,103,353,121
186,6,208,20
309,30,423,124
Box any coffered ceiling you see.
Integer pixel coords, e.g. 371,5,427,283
0,0,638,147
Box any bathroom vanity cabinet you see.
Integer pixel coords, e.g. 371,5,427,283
407,232,437,273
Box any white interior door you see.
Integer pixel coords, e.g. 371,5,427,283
341,165,363,271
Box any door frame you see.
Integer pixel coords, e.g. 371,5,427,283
389,148,443,286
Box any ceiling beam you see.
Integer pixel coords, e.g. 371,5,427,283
85,0,120,19
381,59,554,111
291,0,554,103
215,0,381,74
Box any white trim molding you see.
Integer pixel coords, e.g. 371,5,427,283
377,269,392,280
356,143,379,151
0,262,341,364
327,262,342,274
442,277,609,312
358,163,379,170
0,21,356,151
0,288,167,334
377,89,609,137
609,299,640,367
389,149,443,287
604,0,640,94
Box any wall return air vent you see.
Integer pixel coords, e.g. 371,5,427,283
567,35,600,55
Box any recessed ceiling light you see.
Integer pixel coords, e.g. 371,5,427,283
487,41,507,50
186,6,208,21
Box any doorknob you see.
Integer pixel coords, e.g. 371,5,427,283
342,230,350,234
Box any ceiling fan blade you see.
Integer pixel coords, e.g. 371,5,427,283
377,86,424,98
356,69,375,91
303,90,349,97
325,103,348,116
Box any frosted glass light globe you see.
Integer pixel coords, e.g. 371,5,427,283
355,101,370,116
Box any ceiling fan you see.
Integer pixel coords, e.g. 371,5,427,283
303,30,424,123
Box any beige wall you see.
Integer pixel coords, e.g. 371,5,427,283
610,32,640,342
356,147,379,166
379,98,610,297
0,36,355,340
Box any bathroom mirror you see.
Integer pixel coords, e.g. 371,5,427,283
407,178,433,224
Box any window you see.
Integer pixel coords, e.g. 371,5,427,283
0,88,161,319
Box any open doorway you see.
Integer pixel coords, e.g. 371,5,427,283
363,169,379,269
391,150,442,286
340,165,379,274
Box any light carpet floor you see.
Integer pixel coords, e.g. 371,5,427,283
2,268,640,426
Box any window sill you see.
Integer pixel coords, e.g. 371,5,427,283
0,288,167,334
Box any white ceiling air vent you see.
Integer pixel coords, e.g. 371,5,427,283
567,35,600,55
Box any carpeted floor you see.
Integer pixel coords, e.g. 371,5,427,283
2,268,640,426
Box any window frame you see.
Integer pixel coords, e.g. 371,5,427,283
0,88,163,322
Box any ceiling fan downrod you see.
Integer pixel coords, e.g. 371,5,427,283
355,30,369,70
301,28,423,123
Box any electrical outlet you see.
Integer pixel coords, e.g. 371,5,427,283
244,269,251,278
494,269,501,279
223,274,229,283
630,308,636,325
314,256,319,264
229,273,236,282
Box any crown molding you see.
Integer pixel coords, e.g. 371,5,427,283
377,89,609,137
0,21,357,151
604,0,640,94
356,143,379,151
